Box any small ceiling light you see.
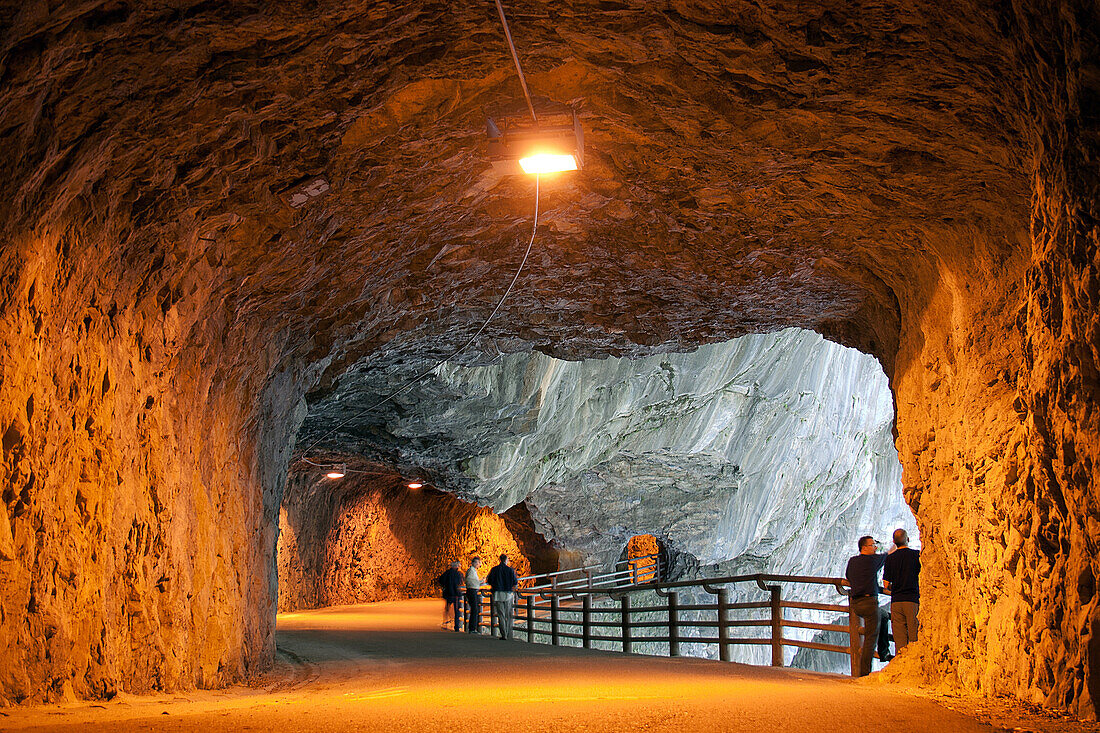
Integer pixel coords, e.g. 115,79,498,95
407,482,423,489
487,110,583,176
325,465,346,479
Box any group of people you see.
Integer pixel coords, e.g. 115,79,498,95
436,553,520,639
437,536,918,669
845,528,922,676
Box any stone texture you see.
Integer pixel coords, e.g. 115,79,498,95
277,469,556,611
296,328,910,671
0,0,1096,719
309,329,911,573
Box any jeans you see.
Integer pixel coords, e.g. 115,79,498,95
444,595,461,631
465,589,481,633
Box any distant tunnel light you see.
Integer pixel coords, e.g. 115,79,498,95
518,153,578,174
407,482,423,489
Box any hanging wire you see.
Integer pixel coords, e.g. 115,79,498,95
494,0,539,125
297,175,541,459
296,0,544,469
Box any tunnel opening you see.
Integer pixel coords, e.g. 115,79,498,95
1,0,1096,716
288,327,913,667
276,470,558,613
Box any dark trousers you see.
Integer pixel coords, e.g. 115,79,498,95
444,595,461,631
877,606,891,659
852,596,880,676
465,589,481,633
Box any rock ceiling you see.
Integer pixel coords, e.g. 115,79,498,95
3,0,1030,379
1,0,1098,718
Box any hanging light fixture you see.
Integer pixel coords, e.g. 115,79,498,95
325,465,346,479
407,481,423,489
488,0,583,177
487,109,584,176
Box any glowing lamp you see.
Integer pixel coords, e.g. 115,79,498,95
407,482,423,489
519,153,578,174
487,109,583,176
325,465,346,479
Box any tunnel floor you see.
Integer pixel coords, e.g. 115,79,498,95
0,599,1091,732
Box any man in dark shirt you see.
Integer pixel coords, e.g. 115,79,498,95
487,554,520,640
438,560,464,631
845,535,888,676
883,528,921,652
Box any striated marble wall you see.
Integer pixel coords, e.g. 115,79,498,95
354,329,914,583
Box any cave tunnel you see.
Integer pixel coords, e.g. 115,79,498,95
0,0,1098,725
277,470,559,611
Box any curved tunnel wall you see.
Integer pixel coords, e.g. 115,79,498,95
0,0,1096,718
277,471,557,611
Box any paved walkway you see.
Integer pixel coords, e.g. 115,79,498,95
0,599,1043,731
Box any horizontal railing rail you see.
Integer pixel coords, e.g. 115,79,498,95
458,572,864,677
516,553,661,592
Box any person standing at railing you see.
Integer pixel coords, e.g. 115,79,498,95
845,535,894,676
883,528,921,652
465,557,483,634
487,553,519,640
438,561,464,632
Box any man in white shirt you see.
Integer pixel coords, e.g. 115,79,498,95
464,557,483,634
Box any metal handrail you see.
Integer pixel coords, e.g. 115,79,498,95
519,554,660,592
500,572,863,677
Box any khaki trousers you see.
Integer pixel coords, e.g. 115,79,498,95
891,601,919,651
492,591,515,639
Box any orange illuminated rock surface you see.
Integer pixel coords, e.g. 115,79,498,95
0,0,1097,720
277,471,556,610
0,599,1070,732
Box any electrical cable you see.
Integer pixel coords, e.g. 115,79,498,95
494,0,539,125
297,174,541,460
295,455,395,477
296,0,543,470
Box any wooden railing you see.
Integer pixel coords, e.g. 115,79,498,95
470,572,863,677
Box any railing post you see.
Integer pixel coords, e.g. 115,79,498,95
769,585,783,667
668,591,680,657
551,594,560,646
527,594,535,642
848,595,860,677
621,595,632,654
488,590,496,637
717,588,730,663
582,595,592,649
584,567,593,589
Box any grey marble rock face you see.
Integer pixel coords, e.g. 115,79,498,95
306,328,913,619
306,327,910,670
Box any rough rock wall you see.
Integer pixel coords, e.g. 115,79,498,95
0,225,287,704
883,0,1100,717
277,470,556,611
